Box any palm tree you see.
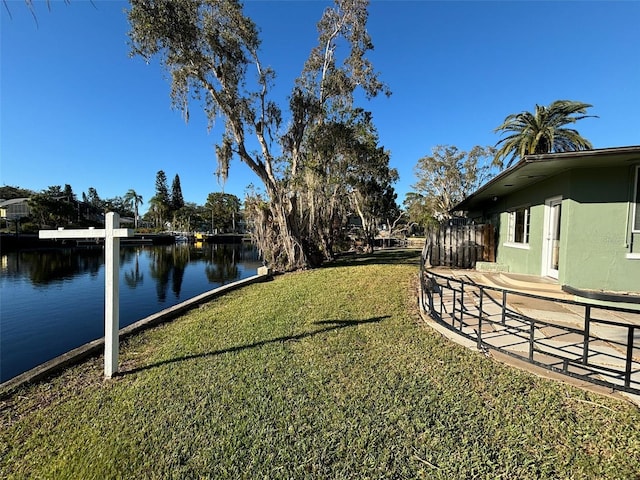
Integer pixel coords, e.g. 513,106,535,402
146,195,169,231
124,189,144,229
493,100,597,169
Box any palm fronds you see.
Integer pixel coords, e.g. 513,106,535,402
494,100,597,168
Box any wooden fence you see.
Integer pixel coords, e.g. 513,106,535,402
426,223,495,268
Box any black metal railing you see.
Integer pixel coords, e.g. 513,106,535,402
420,243,640,395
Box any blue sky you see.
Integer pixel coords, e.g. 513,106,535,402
2,1,639,214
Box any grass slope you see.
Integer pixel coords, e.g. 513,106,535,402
1,249,639,479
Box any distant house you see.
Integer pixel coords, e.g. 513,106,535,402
0,198,30,220
453,146,640,300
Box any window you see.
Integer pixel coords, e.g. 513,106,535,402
508,206,530,244
634,165,640,232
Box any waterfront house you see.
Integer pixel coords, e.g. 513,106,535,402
452,146,640,301
0,198,30,221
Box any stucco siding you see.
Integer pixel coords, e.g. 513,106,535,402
492,167,639,294
495,174,569,276
562,167,640,293
496,204,541,275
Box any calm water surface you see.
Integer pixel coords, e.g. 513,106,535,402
0,242,261,382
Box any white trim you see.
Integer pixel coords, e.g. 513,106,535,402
542,196,563,279
626,253,640,260
633,165,640,233
503,242,531,250
506,205,531,245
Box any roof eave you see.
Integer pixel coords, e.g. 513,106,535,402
452,145,640,213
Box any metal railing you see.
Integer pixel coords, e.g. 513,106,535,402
420,243,640,395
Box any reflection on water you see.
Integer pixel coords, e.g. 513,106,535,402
0,242,261,382
1,243,259,297
1,248,104,285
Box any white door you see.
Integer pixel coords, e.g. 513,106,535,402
543,197,562,279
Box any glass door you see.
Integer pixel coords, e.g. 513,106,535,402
545,197,562,279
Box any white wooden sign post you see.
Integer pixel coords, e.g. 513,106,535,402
39,212,133,378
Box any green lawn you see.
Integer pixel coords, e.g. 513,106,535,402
1,249,639,479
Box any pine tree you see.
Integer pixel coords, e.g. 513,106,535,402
170,174,185,212
154,171,170,207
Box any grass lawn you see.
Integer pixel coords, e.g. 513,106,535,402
1,249,639,479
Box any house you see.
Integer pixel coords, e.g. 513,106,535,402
452,146,640,300
0,198,30,220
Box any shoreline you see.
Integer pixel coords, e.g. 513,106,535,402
0,270,270,396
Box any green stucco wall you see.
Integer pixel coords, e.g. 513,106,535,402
493,174,568,277
561,167,640,293
488,166,639,294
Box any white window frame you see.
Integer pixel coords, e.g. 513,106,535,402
504,205,531,249
633,165,640,233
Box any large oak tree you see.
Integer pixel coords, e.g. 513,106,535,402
127,0,389,271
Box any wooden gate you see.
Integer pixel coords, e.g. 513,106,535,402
427,223,495,268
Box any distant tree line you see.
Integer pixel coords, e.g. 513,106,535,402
1,183,139,232
0,171,242,235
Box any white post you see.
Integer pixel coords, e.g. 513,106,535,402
104,212,120,378
39,213,133,378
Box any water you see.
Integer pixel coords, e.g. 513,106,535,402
0,242,262,382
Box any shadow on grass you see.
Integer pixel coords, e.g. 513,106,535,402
327,248,422,268
122,316,390,376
